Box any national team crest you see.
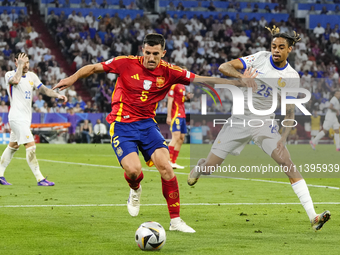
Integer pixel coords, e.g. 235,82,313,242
29,81,33,86
117,147,123,157
278,77,286,88
156,77,165,88
143,80,152,90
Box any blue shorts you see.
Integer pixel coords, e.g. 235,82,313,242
110,119,168,166
170,117,187,134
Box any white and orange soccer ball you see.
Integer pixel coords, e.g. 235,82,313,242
135,221,166,251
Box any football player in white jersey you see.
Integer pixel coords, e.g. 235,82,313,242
310,90,340,151
0,53,67,186
188,27,330,231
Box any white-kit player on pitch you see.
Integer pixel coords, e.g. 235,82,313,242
188,26,331,231
0,53,67,186
310,90,340,151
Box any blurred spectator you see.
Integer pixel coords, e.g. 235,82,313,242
88,0,99,8
0,116,5,133
93,118,108,143
100,0,108,8
67,108,77,143
201,120,212,143
320,6,328,15
119,0,126,9
40,102,49,113
83,101,93,113
0,101,8,113
9,9,18,23
35,94,45,108
1,89,8,103
80,119,92,143
207,2,216,11
73,103,83,113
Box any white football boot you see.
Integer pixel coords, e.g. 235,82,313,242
170,162,185,169
127,185,142,217
311,210,331,231
169,217,196,233
187,158,206,186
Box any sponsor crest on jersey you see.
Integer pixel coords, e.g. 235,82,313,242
105,58,113,65
117,147,123,157
156,77,165,88
278,77,286,88
143,80,152,90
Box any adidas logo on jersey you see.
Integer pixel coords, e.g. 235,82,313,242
131,74,140,80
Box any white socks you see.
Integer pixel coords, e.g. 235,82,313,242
312,130,325,144
292,179,316,221
26,146,44,182
0,146,18,176
334,133,340,149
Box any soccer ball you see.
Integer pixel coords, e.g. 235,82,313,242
135,221,166,251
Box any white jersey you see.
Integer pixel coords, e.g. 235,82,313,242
5,70,42,124
238,51,300,120
325,96,340,121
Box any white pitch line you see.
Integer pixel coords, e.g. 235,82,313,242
14,157,340,190
1,202,340,208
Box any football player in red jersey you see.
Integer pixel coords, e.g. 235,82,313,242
166,82,190,169
54,33,257,233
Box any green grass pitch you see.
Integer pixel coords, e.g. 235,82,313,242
0,144,339,255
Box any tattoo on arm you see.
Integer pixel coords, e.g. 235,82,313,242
38,85,60,98
281,104,295,140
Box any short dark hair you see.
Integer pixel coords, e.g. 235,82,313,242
15,52,28,59
272,33,300,47
143,33,165,49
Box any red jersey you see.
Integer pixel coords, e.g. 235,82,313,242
168,84,186,119
101,56,195,123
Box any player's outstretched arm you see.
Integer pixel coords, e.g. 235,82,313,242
53,63,105,91
38,85,68,102
192,67,258,88
219,60,258,92
277,104,295,156
166,96,174,125
9,53,28,85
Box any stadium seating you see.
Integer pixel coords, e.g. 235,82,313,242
166,11,289,21
295,3,340,18
307,15,340,29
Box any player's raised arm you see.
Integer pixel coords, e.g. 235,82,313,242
38,84,68,102
9,53,29,85
53,63,105,91
192,67,258,88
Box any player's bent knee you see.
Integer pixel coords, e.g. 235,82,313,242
123,164,142,179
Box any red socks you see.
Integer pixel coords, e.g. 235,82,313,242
161,176,180,219
169,146,174,162
172,150,179,163
124,171,144,190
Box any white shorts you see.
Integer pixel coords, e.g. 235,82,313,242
311,130,319,136
9,120,34,145
211,117,281,159
323,118,340,131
